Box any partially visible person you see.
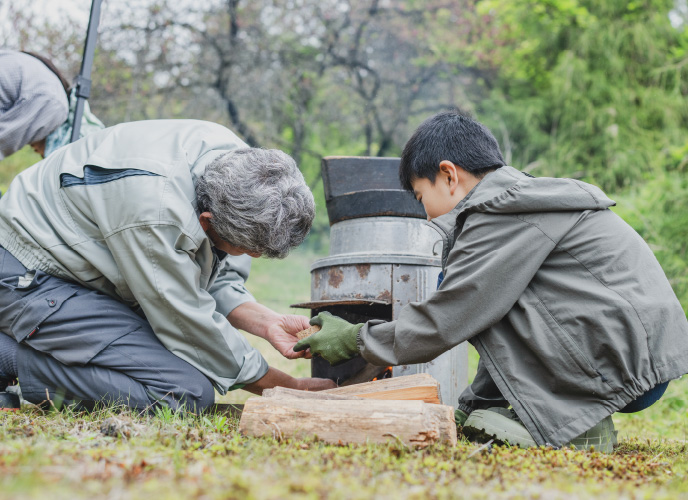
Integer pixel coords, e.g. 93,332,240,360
0,49,69,159
0,49,104,161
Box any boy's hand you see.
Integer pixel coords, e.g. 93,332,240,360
293,311,363,365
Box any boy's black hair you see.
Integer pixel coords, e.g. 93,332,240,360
399,109,506,191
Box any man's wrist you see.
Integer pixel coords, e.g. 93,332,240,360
228,301,281,339
243,366,299,394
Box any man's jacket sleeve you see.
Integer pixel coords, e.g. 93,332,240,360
104,223,268,393
208,255,256,317
358,214,558,366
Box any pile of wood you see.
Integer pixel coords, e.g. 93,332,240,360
238,373,456,448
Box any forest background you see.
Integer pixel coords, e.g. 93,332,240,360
3,0,687,315
1,0,687,314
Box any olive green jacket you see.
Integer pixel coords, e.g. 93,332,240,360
359,166,688,446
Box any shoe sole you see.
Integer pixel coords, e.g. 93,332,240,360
565,416,617,453
462,409,537,448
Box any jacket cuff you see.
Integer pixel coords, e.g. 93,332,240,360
212,285,256,317
212,349,269,395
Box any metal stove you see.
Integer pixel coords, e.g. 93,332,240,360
292,157,468,408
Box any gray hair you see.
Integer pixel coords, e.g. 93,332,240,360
196,148,315,258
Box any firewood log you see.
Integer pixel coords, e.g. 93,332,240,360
239,397,456,447
323,373,442,404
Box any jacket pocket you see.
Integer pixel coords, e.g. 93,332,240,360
9,284,78,343
534,300,601,381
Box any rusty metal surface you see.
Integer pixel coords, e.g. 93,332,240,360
290,299,390,309
311,264,393,303
306,156,468,405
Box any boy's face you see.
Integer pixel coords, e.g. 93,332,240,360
411,161,483,220
412,177,458,220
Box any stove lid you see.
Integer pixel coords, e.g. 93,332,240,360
290,298,391,309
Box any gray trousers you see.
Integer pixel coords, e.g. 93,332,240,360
458,357,509,415
0,247,214,412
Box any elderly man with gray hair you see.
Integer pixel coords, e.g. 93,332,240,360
0,119,335,411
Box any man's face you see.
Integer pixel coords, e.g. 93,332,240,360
411,177,458,221
208,229,262,258
199,212,262,258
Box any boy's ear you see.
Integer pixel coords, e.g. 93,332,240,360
438,160,460,194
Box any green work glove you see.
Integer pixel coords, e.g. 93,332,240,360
293,311,364,366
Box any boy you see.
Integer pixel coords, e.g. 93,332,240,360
295,110,688,451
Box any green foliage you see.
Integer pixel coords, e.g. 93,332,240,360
425,0,688,311
0,146,41,193
460,0,688,191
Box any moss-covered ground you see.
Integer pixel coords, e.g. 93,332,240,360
0,404,686,500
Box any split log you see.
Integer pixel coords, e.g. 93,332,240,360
323,373,442,404
260,387,455,443
262,386,364,401
239,397,456,447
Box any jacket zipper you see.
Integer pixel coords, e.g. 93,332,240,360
427,220,451,271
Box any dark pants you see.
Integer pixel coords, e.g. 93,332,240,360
0,247,214,412
458,356,669,415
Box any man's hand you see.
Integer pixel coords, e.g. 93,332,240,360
294,311,363,365
227,302,311,359
294,377,338,391
265,313,312,359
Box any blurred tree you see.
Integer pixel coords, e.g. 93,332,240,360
431,0,688,190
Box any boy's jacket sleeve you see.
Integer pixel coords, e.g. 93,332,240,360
358,213,558,366
104,223,269,393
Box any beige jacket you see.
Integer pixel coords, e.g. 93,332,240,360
0,120,269,392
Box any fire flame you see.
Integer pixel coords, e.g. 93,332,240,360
371,366,393,381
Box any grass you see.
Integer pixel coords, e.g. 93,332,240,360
1,150,688,498
0,146,41,193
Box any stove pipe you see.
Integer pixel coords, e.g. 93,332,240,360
293,157,468,408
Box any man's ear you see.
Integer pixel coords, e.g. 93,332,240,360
438,160,460,195
199,212,213,232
